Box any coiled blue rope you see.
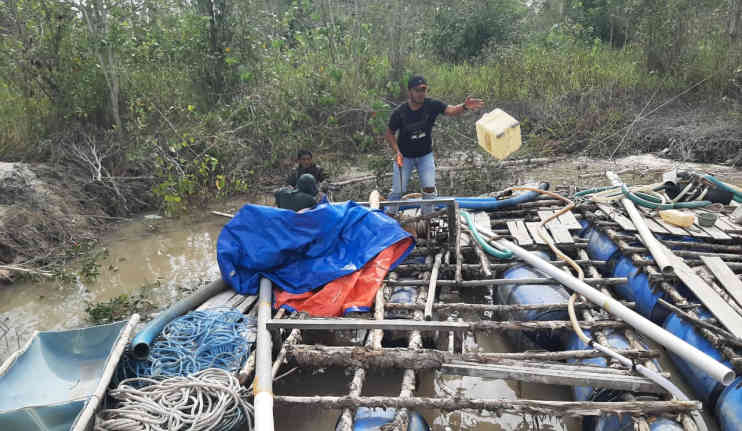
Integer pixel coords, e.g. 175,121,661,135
116,308,256,382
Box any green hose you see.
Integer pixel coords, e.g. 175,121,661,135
702,174,742,203
460,210,513,259
620,184,711,210
634,191,663,204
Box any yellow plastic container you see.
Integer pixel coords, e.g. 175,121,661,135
659,209,695,228
475,109,521,160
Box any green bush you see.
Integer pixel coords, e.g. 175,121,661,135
426,0,525,62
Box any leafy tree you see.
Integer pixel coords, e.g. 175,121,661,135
426,0,525,62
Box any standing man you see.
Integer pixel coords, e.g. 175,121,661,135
385,75,484,214
287,149,327,188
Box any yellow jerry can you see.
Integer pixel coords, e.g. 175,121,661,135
475,108,521,160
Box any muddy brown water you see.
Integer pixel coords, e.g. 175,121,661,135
1,155,738,430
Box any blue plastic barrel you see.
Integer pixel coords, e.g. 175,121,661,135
584,226,620,263
567,330,682,431
337,407,430,431
611,256,667,323
663,310,729,407
593,416,684,431
498,251,570,350
567,329,630,403
715,376,742,431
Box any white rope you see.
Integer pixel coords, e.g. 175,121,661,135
95,368,254,431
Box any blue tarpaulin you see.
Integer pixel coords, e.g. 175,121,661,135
217,201,415,295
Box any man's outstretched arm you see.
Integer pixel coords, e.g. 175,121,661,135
444,96,484,116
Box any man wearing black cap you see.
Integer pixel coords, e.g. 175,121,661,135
384,75,484,214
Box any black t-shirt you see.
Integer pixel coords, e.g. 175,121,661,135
388,98,447,158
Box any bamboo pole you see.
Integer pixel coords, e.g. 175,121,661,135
284,344,660,368
254,278,275,431
267,318,628,332
385,300,637,313
271,318,303,380
273,396,700,416
411,242,590,256
396,260,610,272
466,229,493,278
616,246,742,263
386,277,627,287
454,202,463,284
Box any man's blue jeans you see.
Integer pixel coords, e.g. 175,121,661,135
387,152,437,215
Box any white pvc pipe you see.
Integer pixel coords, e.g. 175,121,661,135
607,171,675,275
255,277,275,431
495,238,735,386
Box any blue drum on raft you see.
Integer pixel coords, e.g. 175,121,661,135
663,310,731,407
581,222,668,323
498,251,571,351
593,417,685,431
335,407,430,431
567,329,683,431
716,376,742,431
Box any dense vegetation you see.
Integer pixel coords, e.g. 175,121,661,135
2,0,741,215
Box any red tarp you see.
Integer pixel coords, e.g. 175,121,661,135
273,237,413,317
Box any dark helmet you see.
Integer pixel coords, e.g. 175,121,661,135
296,173,318,195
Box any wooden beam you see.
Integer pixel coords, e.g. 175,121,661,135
548,224,574,244
385,301,638,313
284,344,661,368
441,362,663,394
525,221,552,244
597,203,636,231
507,220,534,245
665,246,742,334
387,277,627,287
273,396,700,417
267,318,627,332
701,256,742,309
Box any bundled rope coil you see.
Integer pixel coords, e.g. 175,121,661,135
116,308,256,381
95,368,254,431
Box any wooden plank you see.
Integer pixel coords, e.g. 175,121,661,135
197,290,236,310
597,203,636,231
664,245,742,334
686,223,712,239
701,256,742,309
557,210,583,230
652,216,691,236
547,224,574,244
507,220,533,245
700,224,732,240
714,215,739,232
718,214,742,232
643,217,670,234
236,295,258,313
441,362,663,394
537,210,561,228
525,222,552,245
